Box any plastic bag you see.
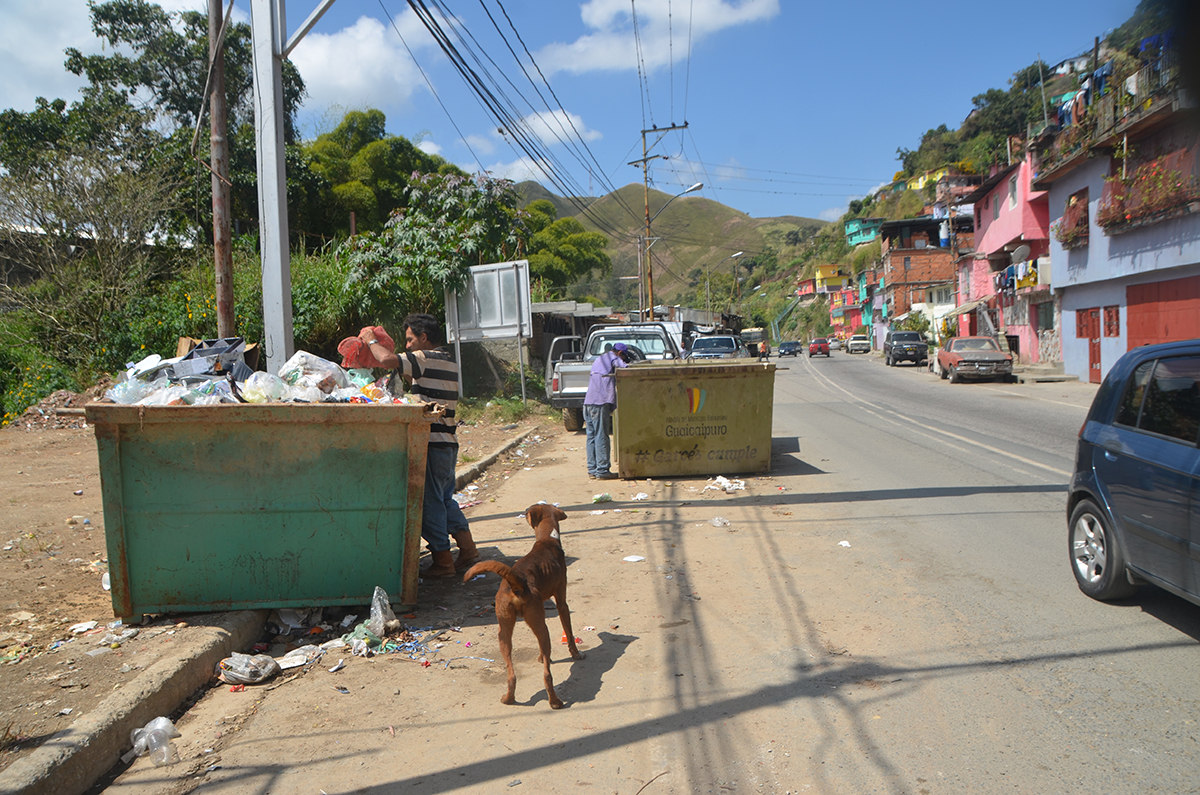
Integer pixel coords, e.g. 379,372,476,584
105,377,170,405
241,372,288,403
347,368,376,388
338,327,394,369
365,585,398,638
123,716,181,766
286,384,324,403
136,385,192,406
217,652,281,684
278,351,349,393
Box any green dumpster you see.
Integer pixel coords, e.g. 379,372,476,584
613,360,776,478
85,403,431,621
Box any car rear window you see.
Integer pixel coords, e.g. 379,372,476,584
588,333,669,356
1116,357,1200,443
892,332,922,342
693,338,736,350
955,338,1000,352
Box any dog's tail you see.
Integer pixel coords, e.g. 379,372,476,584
462,560,530,601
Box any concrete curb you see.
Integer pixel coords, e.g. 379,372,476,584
0,609,267,795
455,428,536,491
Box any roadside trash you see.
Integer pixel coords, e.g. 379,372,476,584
340,614,357,628
101,573,111,591
73,490,84,496
349,638,373,657
70,621,98,634
242,372,288,403
123,717,181,766
218,653,281,684
592,493,613,503
328,659,346,673
709,516,731,527
58,707,73,716
228,684,245,692
280,350,351,394
622,555,646,562
276,645,324,670
99,628,139,646
704,476,745,493
86,647,111,657
320,638,348,650
838,540,851,548
365,586,401,638
632,493,649,501
332,686,350,694
590,509,606,515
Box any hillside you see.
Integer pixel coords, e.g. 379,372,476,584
515,181,824,307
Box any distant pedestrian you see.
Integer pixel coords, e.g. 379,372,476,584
583,342,629,479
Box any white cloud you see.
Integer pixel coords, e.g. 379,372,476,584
481,156,552,183
416,140,442,156
819,205,847,222
287,15,431,116
517,110,602,147
0,2,99,111
462,134,497,157
538,0,779,75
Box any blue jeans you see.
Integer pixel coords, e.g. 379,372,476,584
584,403,614,476
422,444,470,552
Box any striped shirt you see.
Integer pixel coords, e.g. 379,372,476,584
390,349,459,446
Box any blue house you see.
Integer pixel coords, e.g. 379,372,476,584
844,217,885,247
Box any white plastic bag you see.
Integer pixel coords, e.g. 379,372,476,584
278,351,349,393
241,372,288,403
217,652,281,684
365,585,398,638
123,716,181,766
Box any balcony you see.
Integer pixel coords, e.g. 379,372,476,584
1096,147,1200,234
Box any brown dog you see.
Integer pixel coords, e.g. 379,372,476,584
463,503,583,708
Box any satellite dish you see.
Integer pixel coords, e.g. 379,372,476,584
1011,244,1031,262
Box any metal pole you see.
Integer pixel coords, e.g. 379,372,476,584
250,0,294,372
514,261,526,405
209,0,235,338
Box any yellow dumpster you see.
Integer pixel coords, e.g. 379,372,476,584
613,361,775,478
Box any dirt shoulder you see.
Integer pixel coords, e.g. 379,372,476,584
0,403,549,775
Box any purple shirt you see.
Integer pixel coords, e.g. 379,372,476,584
584,350,627,405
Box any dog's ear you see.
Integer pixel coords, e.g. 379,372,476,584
525,503,544,528
553,506,567,522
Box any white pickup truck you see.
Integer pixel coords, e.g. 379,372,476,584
545,322,684,431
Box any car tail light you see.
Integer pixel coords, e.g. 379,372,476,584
552,375,559,391
1079,422,1085,438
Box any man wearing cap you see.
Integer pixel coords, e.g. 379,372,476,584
583,342,629,479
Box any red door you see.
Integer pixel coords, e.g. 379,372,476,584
1077,308,1102,383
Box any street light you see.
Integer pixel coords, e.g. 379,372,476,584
643,182,702,319
707,251,743,317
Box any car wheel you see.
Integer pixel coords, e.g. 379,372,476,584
949,365,961,383
939,363,948,380
562,407,584,432
1069,499,1137,600
886,355,893,366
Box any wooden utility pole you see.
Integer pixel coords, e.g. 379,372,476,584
629,123,688,319
209,0,235,338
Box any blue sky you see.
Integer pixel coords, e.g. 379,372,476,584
2,0,1139,221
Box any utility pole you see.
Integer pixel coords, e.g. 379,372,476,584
629,123,687,319
209,0,235,338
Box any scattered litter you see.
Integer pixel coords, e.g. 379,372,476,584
582,626,596,632
590,510,607,515
623,555,645,563
340,615,358,628
838,540,851,548
466,485,479,492
320,638,347,651
228,684,245,693
70,621,98,634
101,573,111,591
328,659,345,673
709,516,731,527
58,707,73,716
592,493,613,503
275,645,324,671
365,586,400,638
332,686,350,695
85,646,111,658
704,476,745,493
73,490,83,496
217,653,281,684
122,717,181,766
632,493,649,501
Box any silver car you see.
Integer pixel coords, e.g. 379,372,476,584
846,334,871,354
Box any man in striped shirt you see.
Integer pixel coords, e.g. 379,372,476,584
359,314,478,579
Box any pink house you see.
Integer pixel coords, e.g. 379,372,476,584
953,155,1056,364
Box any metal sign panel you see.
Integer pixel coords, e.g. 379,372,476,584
446,260,532,342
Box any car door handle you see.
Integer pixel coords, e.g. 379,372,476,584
1104,450,1118,462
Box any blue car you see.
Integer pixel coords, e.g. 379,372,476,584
1068,339,1200,606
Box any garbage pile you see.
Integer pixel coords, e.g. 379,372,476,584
103,337,421,407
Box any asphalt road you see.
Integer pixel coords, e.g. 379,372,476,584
100,355,1200,795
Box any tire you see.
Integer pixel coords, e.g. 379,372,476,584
949,366,961,384
1069,499,1137,600
886,354,893,367
563,407,584,432
939,363,948,380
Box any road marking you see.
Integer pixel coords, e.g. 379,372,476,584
799,355,1071,478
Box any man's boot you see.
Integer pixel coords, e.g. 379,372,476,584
453,531,480,571
423,549,456,579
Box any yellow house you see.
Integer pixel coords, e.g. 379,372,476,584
906,166,950,192
815,264,849,294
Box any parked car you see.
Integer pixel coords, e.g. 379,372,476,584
1068,338,1200,608
883,330,928,367
808,338,830,357
846,335,871,354
938,336,1013,383
778,341,801,357
686,335,748,360
829,338,842,350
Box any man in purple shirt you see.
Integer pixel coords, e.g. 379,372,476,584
583,342,629,479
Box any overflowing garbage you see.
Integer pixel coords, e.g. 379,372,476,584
102,336,425,407
122,717,181,766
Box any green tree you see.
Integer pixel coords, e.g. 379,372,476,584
522,200,611,287
344,173,527,323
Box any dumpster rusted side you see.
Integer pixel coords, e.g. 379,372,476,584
614,361,775,478
86,403,430,619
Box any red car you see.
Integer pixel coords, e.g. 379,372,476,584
808,338,830,357
937,336,1013,383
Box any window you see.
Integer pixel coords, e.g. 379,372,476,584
1034,301,1055,333
1103,306,1120,337
1008,175,1018,209
992,192,1001,221
1115,361,1154,427
1138,357,1200,443
903,256,911,270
